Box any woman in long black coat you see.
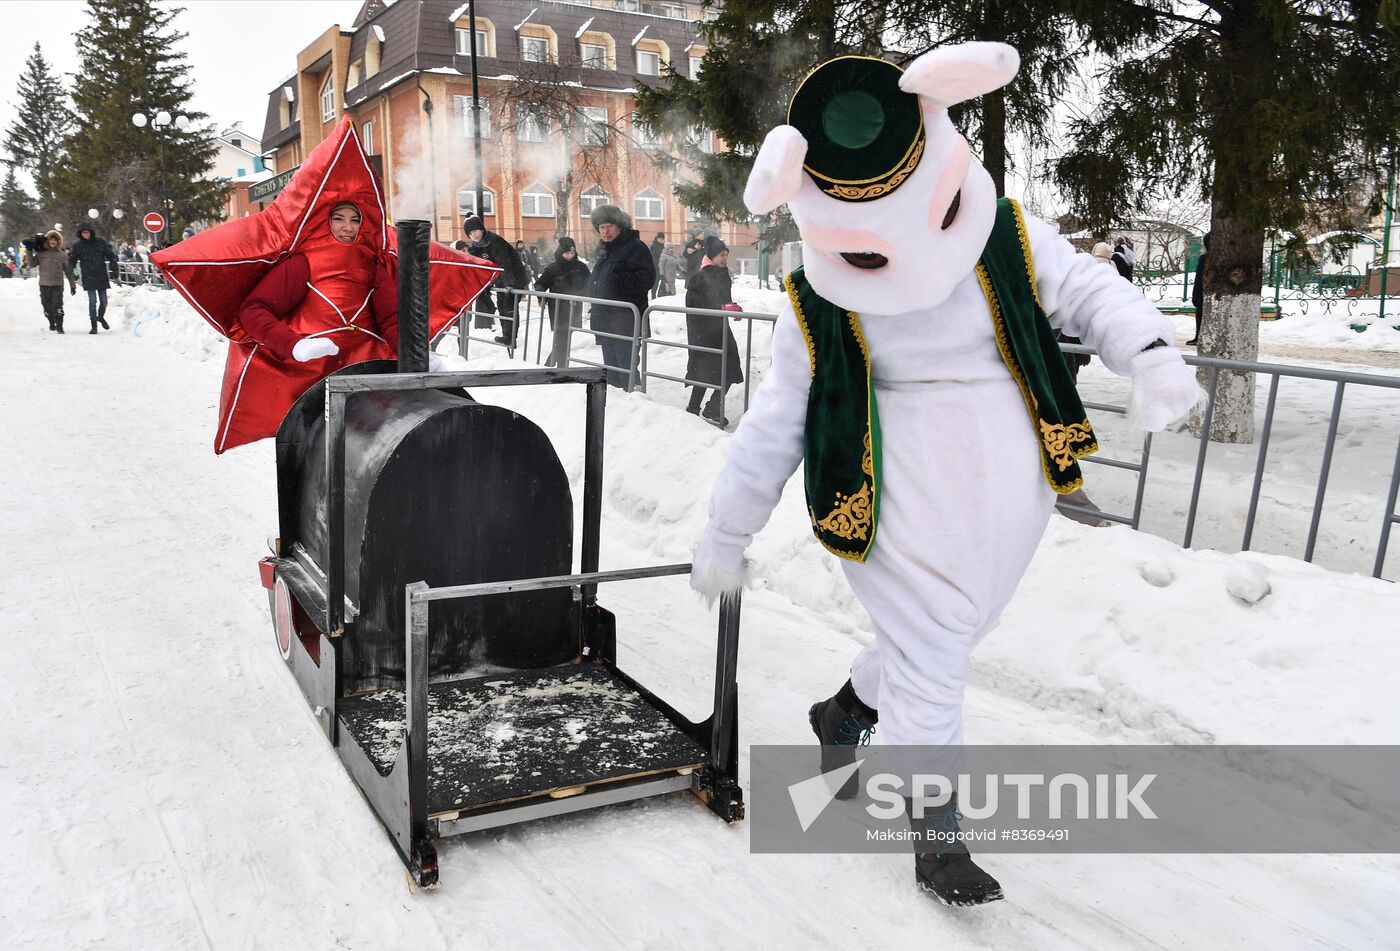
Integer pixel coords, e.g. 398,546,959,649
684,236,744,425
534,236,591,366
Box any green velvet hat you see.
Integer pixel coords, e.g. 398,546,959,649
787,55,925,203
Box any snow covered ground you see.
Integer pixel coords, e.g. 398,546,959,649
2,278,1397,950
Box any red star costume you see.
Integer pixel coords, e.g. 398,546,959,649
152,117,498,453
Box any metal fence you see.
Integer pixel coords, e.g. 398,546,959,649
455,287,778,418
451,288,1400,581
1060,342,1400,580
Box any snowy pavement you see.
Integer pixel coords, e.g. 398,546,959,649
1,281,1397,950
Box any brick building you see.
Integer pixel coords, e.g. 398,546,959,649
259,0,756,267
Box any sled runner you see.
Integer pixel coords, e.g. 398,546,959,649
258,224,743,886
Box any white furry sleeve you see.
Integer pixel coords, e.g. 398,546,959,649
1024,213,1179,376
705,300,812,550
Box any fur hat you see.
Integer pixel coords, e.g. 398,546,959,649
589,204,632,232
44,229,63,248
704,235,729,259
557,236,577,253
461,215,485,234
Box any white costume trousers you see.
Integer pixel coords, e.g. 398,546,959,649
844,378,1056,748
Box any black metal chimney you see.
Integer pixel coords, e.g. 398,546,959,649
396,219,431,373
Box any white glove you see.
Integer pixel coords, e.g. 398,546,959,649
428,352,447,372
689,524,749,608
1127,345,1201,432
292,337,340,362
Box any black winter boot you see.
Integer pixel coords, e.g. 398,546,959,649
906,795,1003,906
89,320,98,334
808,680,878,800
98,316,110,330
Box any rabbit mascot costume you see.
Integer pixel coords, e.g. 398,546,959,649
689,44,1199,905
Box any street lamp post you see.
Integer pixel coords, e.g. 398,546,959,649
132,110,191,248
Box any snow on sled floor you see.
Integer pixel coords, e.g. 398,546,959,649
1,288,1397,951
339,665,707,813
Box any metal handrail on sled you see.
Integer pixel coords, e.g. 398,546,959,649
314,366,744,888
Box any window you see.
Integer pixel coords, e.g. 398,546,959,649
687,124,712,153
580,187,610,216
279,86,296,129
517,108,549,143
320,75,335,122
520,35,551,63
361,120,375,155
686,207,700,222
347,60,362,89
636,50,660,76
632,114,659,149
690,55,703,78
633,188,663,221
456,28,488,56
580,42,608,69
521,185,555,218
580,106,608,147
366,28,381,77
455,95,491,138
458,186,496,218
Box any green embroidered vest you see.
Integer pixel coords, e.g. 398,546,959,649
786,197,1097,563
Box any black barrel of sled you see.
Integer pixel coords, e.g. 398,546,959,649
396,219,431,373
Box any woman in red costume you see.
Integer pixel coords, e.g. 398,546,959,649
153,118,497,454
237,201,409,370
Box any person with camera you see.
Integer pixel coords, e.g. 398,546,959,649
28,231,77,333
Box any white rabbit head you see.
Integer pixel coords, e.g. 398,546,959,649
745,43,1020,316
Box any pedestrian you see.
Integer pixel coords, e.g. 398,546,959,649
586,204,655,389
464,215,529,347
1112,235,1136,282
683,236,744,425
1188,232,1210,346
514,239,536,283
649,231,665,296
69,223,119,333
181,224,196,242
533,236,591,366
657,242,680,297
33,230,77,333
682,228,706,283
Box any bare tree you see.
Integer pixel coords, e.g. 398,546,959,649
494,56,639,240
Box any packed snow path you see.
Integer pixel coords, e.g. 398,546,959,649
1,288,1396,949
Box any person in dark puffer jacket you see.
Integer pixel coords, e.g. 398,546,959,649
586,205,655,389
69,224,120,333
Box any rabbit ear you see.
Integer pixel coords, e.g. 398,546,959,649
899,42,1020,110
744,125,808,215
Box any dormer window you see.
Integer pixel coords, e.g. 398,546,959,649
320,75,335,123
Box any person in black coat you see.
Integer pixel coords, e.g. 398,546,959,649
463,215,530,346
682,228,706,284
684,236,744,425
69,224,119,333
1188,232,1210,347
534,236,591,366
586,204,655,389
649,232,666,297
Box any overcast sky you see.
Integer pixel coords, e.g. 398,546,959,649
1,0,362,150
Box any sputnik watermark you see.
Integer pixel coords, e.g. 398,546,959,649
751,745,1400,854
790,764,1156,832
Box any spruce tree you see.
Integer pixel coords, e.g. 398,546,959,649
632,0,1117,238
54,0,223,243
1054,1,1400,443
0,167,43,251
3,42,75,209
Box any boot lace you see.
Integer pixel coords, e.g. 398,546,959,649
835,714,876,747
